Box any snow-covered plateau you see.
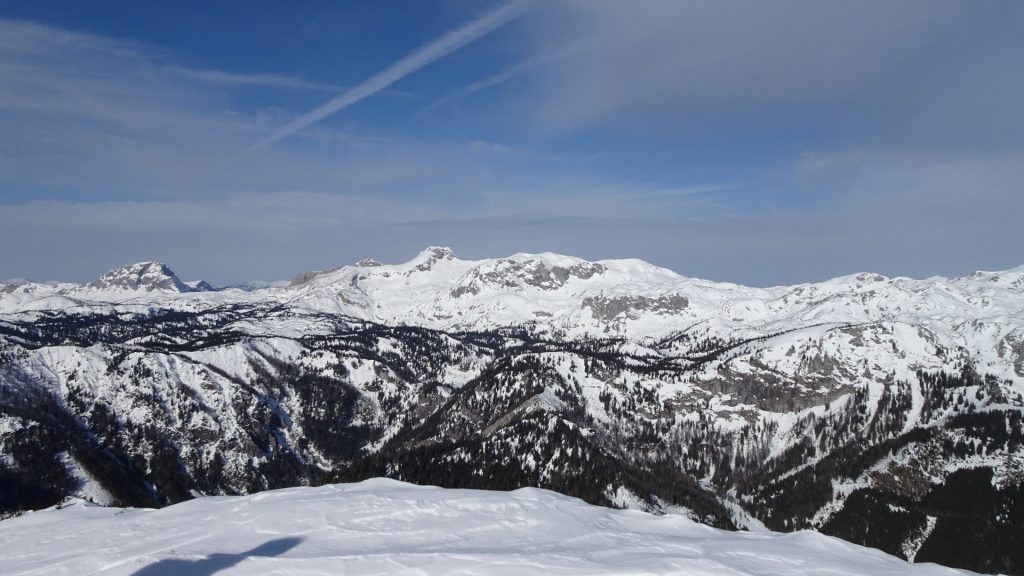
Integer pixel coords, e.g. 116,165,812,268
1,248,1022,574
0,478,971,576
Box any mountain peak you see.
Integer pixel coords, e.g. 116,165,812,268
88,261,194,293
410,246,457,271
419,246,457,261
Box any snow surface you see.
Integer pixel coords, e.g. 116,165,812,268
0,479,971,576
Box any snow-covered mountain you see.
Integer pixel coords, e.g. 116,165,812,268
0,260,214,312
1,248,1022,574
88,261,197,293
0,479,970,576
5,247,1024,345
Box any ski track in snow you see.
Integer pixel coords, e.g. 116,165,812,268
0,479,972,576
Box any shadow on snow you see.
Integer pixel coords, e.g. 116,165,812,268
131,536,303,576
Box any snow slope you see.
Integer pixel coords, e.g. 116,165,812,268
0,479,970,576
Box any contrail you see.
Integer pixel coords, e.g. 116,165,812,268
425,57,538,112
245,1,528,153
424,43,580,112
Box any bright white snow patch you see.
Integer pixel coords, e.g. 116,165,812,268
0,479,968,575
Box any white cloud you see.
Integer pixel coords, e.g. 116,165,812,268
519,0,1021,142
795,148,1024,212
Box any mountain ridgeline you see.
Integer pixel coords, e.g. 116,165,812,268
1,248,1023,574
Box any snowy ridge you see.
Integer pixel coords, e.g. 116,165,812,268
5,246,1023,342
0,479,970,576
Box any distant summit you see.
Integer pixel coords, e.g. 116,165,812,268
88,261,208,293
411,246,457,272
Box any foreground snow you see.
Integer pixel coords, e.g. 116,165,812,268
0,479,970,575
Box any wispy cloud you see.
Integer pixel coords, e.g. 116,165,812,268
170,67,424,101
519,0,1024,142
0,17,540,201
2,152,1020,286
170,67,343,92
0,19,363,95
246,1,529,152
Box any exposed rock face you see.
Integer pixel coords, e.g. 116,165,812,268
413,247,456,272
289,266,343,287
582,294,688,321
451,259,606,297
88,262,192,293
1013,339,1024,378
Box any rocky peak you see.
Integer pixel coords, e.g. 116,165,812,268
88,261,193,293
412,246,457,272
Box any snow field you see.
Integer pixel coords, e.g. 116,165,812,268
0,479,972,576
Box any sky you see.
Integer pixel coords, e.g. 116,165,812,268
0,0,1021,286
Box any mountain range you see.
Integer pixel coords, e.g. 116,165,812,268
1,248,1022,574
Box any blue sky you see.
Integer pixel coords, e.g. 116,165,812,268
1,1,1021,285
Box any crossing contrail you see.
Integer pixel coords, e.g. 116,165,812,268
425,43,582,112
245,1,528,153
